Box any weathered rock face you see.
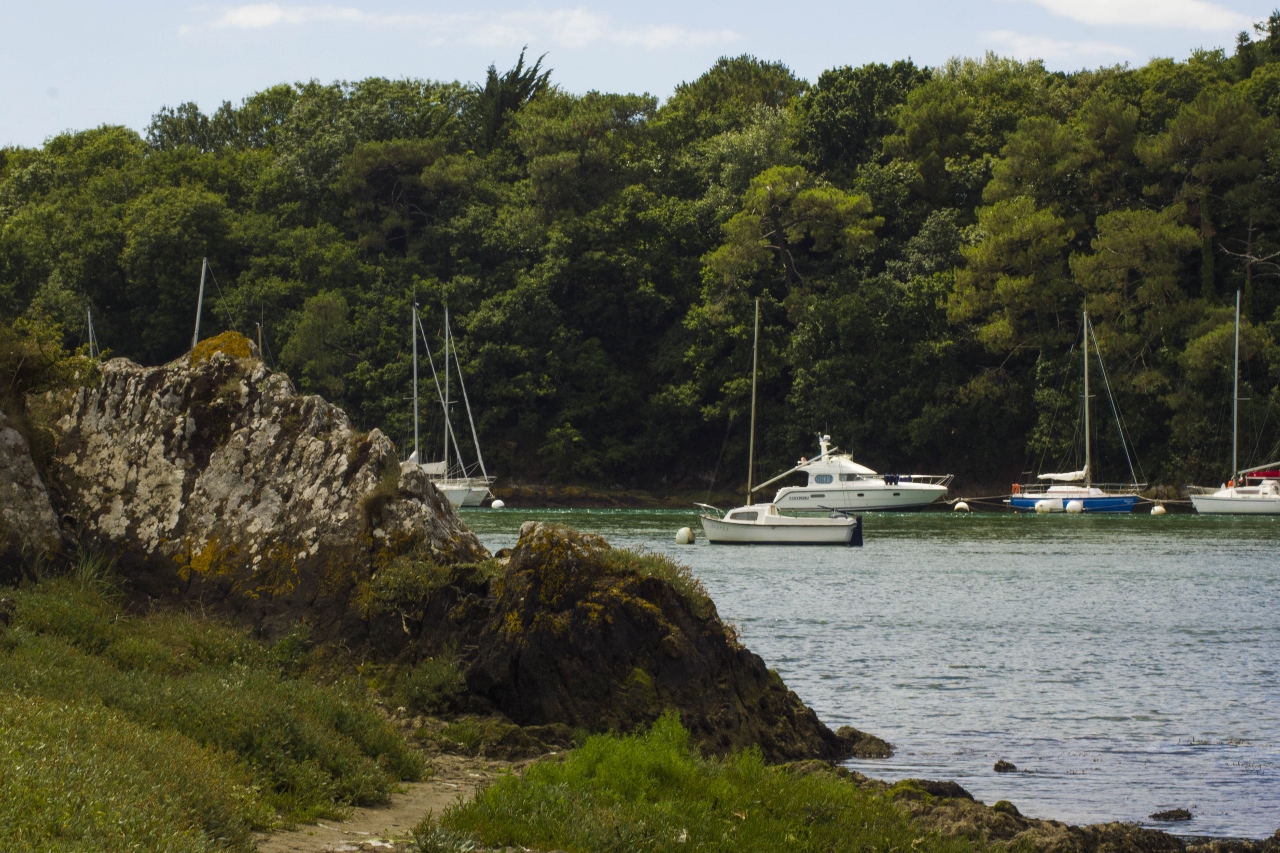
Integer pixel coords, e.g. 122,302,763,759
461,523,886,763
0,409,62,578
48,332,485,638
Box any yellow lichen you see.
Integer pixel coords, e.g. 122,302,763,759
190,331,253,366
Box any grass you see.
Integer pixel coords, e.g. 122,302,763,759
393,651,467,714
597,547,715,619
0,572,426,850
430,712,979,853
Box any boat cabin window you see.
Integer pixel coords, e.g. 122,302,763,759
839,474,860,482
728,511,758,521
813,474,833,485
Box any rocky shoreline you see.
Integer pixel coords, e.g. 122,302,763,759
1,331,1274,852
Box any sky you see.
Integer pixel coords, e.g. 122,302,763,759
2,0,1278,148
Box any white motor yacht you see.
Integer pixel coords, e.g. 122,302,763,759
753,436,951,512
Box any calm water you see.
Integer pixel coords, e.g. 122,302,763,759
460,508,1279,838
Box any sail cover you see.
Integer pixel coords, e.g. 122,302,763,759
1038,469,1087,481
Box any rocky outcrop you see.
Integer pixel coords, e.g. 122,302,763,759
0,408,61,577
459,523,887,763
48,332,485,638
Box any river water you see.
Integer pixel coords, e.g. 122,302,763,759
459,508,1279,838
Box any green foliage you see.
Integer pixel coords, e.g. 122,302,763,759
6,39,1280,489
394,652,467,714
434,712,976,853
0,576,424,833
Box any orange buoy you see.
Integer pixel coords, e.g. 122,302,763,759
1011,483,1021,495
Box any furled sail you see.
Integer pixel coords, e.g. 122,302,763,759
1038,469,1087,482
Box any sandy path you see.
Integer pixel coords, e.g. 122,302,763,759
255,753,508,853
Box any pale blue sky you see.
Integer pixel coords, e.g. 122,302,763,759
2,0,1277,147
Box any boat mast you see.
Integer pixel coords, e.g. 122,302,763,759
412,303,420,463
86,307,98,359
1083,309,1091,488
451,337,488,480
1233,289,1241,481
747,298,759,502
443,304,450,477
191,257,208,349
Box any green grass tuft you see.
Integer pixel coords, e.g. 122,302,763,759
0,575,426,849
394,651,467,714
435,712,977,853
598,548,715,619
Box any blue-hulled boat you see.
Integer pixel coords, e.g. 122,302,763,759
1007,310,1144,514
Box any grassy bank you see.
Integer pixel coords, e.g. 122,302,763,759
0,562,423,852
425,712,977,853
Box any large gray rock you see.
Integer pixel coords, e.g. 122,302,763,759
0,408,62,575
49,332,486,638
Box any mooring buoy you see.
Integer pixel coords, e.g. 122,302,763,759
675,526,695,545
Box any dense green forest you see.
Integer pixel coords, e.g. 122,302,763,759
7,23,1280,492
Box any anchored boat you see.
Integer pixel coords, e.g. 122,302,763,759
1008,310,1143,513
698,502,863,545
697,299,863,545
753,435,951,511
404,303,495,508
1190,291,1280,515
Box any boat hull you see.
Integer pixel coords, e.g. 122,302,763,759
700,515,861,545
1190,494,1280,515
1008,495,1139,513
773,483,947,512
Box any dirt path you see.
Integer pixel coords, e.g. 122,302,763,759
255,753,508,853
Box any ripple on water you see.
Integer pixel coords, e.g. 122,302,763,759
462,508,1280,838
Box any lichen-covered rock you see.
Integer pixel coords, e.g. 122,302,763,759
463,522,888,763
48,332,486,638
0,408,61,577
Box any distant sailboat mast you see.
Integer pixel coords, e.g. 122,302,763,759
443,304,450,477
86,307,99,359
191,257,208,349
451,337,488,482
1083,309,1091,489
1233,289,1241,481
412,302,420,463
747,297,759,500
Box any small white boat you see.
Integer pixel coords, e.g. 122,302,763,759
1191,471,1280,514
1189,291,1280,515
754,435,951,511
698,503,863,545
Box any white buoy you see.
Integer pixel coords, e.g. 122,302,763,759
953,501,970,512
1034,499,1052,513
1065,500,1084,514
490,499,505,509
675,527,695,545
1151,504,1166,516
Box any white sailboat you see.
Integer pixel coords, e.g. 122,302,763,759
698,299,863,546
404,303,495,508
1190,291,1280,515
1008,309,1144,513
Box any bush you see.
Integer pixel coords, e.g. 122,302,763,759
436,713,977,853
395,652,467,714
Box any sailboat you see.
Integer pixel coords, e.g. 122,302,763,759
404,303,495,508
1007,309,1144,513
697,299,863,545
1190,291,1280,514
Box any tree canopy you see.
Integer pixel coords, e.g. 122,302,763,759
5,41,1280,490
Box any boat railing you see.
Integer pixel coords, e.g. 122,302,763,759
877,473,953,487
1012,482,1146,496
